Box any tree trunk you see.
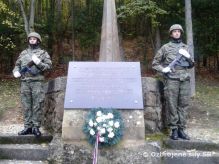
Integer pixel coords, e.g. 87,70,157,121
203,56,207,67
185,0,196,97
29,0,35,32
155,27,161,54
217,54,219,71
56,0,63,65
18,0,29,35
71,0,75,61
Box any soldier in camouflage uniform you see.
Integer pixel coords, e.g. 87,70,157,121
152,24,194,140
13,32,52,137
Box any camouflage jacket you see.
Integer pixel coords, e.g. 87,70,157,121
13,47,52,81
152,41,194,81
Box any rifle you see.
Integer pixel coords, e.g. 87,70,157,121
19,61,37,76
167,53,183,72
19,50,46,76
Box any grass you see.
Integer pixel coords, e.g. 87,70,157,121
145,132,168,142
0,79,20,117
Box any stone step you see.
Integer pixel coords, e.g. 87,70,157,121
0,135,53,144
0,144,49,161
0,160,48,164
162,149,219,164
164,139,219,151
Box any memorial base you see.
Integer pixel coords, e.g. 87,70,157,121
60,141,161,164
62,109,145,145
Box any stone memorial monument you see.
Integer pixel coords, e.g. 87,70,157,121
44,0,163,163
62,0,145,146
62,62,144,143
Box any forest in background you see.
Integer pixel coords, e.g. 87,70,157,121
0,0,218,78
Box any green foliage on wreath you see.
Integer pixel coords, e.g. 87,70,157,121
83,108,124,147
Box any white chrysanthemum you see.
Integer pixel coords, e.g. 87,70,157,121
108,120,114,126
103,124,107,127
100,128,106,134
114,121,120,128
108,132,115,138
101,115,107,121
107,127,113,132
89,120,94,127
96,111,102,117
99,137,105,142
89,129,95,136
97,127,101,131
96,117,102,123
107,113,114,119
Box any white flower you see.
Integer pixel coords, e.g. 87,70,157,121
99,137,105,142
107,113,114,119
103,124,107,127
97,127,101,131
93,122,97,126
114,122,120,128
89,120,94,127
90,129,95,136
101,115,107,121
100,128,106,134
108,132,115,138
107,127,113,132
108,120,114,126
96,111,102,117
96,117,102,123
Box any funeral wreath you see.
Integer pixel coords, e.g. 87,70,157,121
83,108,124,146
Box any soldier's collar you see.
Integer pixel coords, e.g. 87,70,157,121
170,38,182,43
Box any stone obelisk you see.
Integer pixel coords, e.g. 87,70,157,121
99,0,145,146
99,0,122,61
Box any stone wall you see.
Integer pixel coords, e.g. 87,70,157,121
142,77,164,133
43,76,164,134
43,77,67,133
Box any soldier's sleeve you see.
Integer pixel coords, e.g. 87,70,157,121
152,46,165,72
12,54,22,73
36,51,52,71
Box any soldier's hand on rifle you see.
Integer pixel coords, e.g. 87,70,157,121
162,67,172,73
179,49,190,59
32,55,41,65
13,71,21,78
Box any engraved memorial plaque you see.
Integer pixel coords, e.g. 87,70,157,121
64,62,143,109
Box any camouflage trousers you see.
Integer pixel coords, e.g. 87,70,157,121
20,81,45,128
164,78,191,130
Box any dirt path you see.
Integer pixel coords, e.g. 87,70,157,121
0,103,24,135
187,99,219,143
0,103,23,125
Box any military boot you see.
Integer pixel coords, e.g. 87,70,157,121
178,129,190,140
32,127,41,137
18,128,32,135
170,128,178,140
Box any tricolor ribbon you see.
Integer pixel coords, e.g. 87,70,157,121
93,132,100,164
